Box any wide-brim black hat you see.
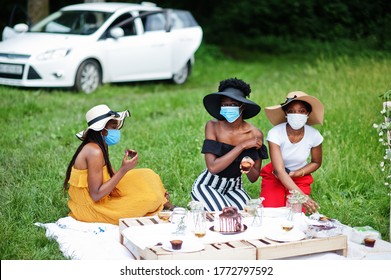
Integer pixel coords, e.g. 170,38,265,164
203,87,261,120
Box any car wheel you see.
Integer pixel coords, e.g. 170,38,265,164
74,59,101,94
171,61,190,85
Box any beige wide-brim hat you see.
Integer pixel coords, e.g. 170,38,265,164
264,91,324,126
76,104,130,140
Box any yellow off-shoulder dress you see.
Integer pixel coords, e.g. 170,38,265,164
67,167,168,224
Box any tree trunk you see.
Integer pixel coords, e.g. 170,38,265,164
27,0,49,25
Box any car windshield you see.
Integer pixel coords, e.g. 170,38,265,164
30,10,112,35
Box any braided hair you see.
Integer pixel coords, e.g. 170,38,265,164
63,129,115,190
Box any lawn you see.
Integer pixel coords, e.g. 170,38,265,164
0,43,390,259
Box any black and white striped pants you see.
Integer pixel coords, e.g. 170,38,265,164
191,169,251,212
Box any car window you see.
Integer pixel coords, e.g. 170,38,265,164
170,10,199,29
30,10,111,35
142,13,166,32
108,12,136,36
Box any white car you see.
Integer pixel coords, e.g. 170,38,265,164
0,2,203,93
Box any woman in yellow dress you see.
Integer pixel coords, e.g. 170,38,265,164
63,104,173,224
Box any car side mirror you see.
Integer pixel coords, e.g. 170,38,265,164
109,27,124,38
14,23,29,33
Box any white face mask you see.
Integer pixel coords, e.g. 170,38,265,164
286,114,308,130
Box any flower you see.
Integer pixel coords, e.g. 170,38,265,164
373,89,391,195
187,201,204,211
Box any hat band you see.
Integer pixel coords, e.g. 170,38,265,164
223,87,246,98
280,95,297,106
88,111,119,126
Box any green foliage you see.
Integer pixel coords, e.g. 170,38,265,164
0,42,390,259
152,0,391,50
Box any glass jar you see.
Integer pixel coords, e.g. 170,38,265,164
286,195,303,221
171,207,187,234
192,209,207,238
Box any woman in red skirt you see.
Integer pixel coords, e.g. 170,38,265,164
260,91,324,213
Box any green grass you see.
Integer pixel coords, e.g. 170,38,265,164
0,43,390,259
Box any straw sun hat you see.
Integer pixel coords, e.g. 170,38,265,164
76,104,130,140
264,91,324,126
203,87,261,120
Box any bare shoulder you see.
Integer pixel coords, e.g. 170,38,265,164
246,122,264,139
74,142,104,169
84,142,103,156
205,119,219,129
205,120,219,140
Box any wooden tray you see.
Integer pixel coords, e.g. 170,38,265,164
141,240,256,260
247,235,347,259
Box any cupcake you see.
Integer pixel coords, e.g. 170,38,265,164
170,240,183,250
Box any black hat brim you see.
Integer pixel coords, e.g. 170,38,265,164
203,91,261,120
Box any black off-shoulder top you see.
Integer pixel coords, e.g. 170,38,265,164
201,139,269,178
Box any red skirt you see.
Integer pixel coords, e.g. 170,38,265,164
260,162,313,209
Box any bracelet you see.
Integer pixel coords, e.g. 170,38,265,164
301,169,305,177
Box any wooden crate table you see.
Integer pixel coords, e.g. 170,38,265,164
119,215,348,260
119,216,256,260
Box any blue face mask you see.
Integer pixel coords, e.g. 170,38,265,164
103,129,121,146
220,106,241,123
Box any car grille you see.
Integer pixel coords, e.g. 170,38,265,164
0,64,42,80
0,53,31,59
27,66,41,80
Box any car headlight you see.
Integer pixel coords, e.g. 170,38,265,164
37,48,71,61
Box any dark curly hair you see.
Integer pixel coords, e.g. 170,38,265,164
218,77,251,97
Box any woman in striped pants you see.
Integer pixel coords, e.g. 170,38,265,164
191,78,268,211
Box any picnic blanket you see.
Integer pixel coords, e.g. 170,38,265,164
35,217,133,260
36,214,391,260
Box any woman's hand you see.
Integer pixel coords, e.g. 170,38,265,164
240,156,255,174
242,137,263,150
121,149,138,172
303,196,320,214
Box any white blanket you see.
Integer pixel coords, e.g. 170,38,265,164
35,217,133,260
36,215,391,260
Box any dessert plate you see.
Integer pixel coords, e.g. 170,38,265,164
307,225,343,238
264,227,306,242
161,240,204,253
209,224,248,235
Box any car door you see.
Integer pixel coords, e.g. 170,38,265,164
101,11,171,82
168,10,203,73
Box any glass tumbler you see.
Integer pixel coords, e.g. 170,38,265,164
192,209,207,238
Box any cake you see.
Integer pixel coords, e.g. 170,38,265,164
217,207,243,232
170,240,183,250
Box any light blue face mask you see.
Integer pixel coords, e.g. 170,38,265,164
220,106,241,123
103,129,121,146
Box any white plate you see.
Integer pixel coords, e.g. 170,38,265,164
264,227,306,242
162,240,204,253
209,224,248,235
